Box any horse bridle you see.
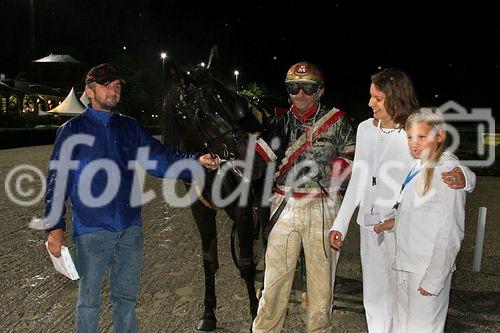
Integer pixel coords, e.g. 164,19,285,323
174,85,248,180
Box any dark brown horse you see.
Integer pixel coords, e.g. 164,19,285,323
161,57,275,330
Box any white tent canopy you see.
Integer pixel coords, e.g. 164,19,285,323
47,88,85,115
34,54,80,63
80,91,90,106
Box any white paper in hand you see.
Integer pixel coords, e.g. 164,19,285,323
377,211,395,246
377,231,385,246
45,241,79,280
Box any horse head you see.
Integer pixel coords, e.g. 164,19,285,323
162,58,272,182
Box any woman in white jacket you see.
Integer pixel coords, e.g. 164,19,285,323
328,69,474,333
375,108,465,332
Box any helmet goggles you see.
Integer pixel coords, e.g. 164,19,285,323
285,81,321,95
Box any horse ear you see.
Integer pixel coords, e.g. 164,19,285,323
206,45,219,70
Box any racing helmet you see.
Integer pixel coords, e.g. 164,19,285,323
285,61,324,86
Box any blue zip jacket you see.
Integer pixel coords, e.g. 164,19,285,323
44,107,202,237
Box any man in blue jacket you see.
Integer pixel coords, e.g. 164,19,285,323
44,63,219,333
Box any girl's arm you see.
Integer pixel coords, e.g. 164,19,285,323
420,166,466,295
374,219,395,234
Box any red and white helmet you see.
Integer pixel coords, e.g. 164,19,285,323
285,61,324,86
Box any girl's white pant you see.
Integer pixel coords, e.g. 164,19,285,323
394,270,452,333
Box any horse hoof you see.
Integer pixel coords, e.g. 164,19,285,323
196,318,217,331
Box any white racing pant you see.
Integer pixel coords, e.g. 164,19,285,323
359,226,397,333
252,193,340,333
394,270,452,333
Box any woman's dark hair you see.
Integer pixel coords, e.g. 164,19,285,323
371,68,419,126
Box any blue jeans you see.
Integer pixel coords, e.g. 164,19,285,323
75,226,144,333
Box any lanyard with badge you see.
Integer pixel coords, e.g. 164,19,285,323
375,160,425,245
392,160,426,210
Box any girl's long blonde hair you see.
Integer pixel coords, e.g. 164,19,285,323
405,107,447,195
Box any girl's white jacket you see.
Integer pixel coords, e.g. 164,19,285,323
393,152,466,295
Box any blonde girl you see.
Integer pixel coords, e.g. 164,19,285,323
376,108,466,332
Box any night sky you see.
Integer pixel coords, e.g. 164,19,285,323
1,0,498,116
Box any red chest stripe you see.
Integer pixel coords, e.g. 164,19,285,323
276,110,345,182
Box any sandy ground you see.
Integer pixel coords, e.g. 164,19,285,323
0,144,499,332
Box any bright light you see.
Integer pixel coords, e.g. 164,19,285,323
160,52,168,85
200,62,205,67
234,70,240,89
186,71,191,75
123,46,127,50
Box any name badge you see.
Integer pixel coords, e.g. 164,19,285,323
364,212,380,227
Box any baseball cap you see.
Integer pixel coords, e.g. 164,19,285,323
85,63,125,85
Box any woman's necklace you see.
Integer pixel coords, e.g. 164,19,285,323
379,127,397,134
378,119,399,141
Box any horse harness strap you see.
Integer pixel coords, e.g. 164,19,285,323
179,87,239,156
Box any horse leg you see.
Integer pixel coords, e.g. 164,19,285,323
231,205,259,321
192,199,218,331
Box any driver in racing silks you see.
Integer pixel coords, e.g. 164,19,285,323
252,61,355,332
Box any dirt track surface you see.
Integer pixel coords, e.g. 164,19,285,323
1,144,499,332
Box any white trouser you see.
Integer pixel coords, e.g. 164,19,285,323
395,270,452,333
252,195,340,333
359,226,396,333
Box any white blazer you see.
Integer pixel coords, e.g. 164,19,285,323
393,152,466,295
